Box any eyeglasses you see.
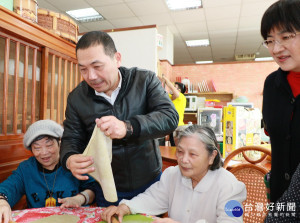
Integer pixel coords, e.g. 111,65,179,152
262,32,300,49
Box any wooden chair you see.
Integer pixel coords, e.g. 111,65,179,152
223,146,271,223
12,195,27,210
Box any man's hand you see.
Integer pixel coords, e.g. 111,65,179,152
0,199,12,223
160,75,180,99
96,116,127,139
161,75,168,84
101,204,131,223
66,154,94,180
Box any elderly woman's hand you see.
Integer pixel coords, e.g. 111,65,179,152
101,204,131,223
0,199,12,223
58,194,85,209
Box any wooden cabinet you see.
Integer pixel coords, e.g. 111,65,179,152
0,5,80,185
184,112,198,124
183,92,233,124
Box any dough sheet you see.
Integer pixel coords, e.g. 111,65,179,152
83,125,118,202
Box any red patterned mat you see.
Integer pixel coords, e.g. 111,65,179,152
12,207,103,223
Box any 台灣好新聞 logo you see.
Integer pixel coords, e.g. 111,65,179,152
225,200,243,217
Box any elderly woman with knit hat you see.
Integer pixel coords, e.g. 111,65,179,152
0,120,96,223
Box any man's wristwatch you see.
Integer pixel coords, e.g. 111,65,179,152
124,120,133,138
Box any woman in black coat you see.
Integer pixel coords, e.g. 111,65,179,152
261,0,300,204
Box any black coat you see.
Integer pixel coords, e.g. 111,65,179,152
60,66,179,192
265,163,300,222
263,68,300,202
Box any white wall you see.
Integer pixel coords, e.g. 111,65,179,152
108,27,158,73
157,26,174,65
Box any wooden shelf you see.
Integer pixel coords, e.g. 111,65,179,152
184,92,233,102
185,112,197,115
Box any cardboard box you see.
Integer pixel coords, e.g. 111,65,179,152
223,106,262,159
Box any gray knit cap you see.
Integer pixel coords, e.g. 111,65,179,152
23,119,64,149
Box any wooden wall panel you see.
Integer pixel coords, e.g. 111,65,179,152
12,42,20,134
2,38,9,135
69,61,73,93
22,46,29,133
63,60,68,121
57,57,62,124
75,64,78,87
0,6,76,58
0,140,32,183
40,47,49,120
45,50,79,122
31,48,37,123
0,6,80,198
50,55,55,120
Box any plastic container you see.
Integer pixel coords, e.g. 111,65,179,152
234,96,249,103
205,101,215,107
14,0,38,23
197,97,206,108
181,77,191,93
0,0,13,11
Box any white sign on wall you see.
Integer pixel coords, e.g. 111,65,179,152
108,28,158,73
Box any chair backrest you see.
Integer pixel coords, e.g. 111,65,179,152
224,146,271,223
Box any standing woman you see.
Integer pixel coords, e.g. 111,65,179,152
162,75,186,146
261,0,300,203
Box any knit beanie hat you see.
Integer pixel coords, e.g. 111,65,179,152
23,119,64,149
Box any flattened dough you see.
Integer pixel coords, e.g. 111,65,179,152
30,214,79,223
83,125,118,202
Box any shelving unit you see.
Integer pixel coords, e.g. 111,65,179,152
183,92,234,124
0,5,80,139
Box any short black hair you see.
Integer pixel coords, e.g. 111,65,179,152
175,82,186,93
76,31,117,57
261,0,300,39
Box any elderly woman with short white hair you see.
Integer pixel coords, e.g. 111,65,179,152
0,120,96,223
102,125,247,223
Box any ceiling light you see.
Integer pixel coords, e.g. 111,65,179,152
196,61,213,64
186,39,209,47
254,57,274,61
66,8,104,22
166,0,202,10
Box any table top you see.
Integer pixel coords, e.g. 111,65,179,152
12,207,102,223
159,146,177,163
12,207,155,223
